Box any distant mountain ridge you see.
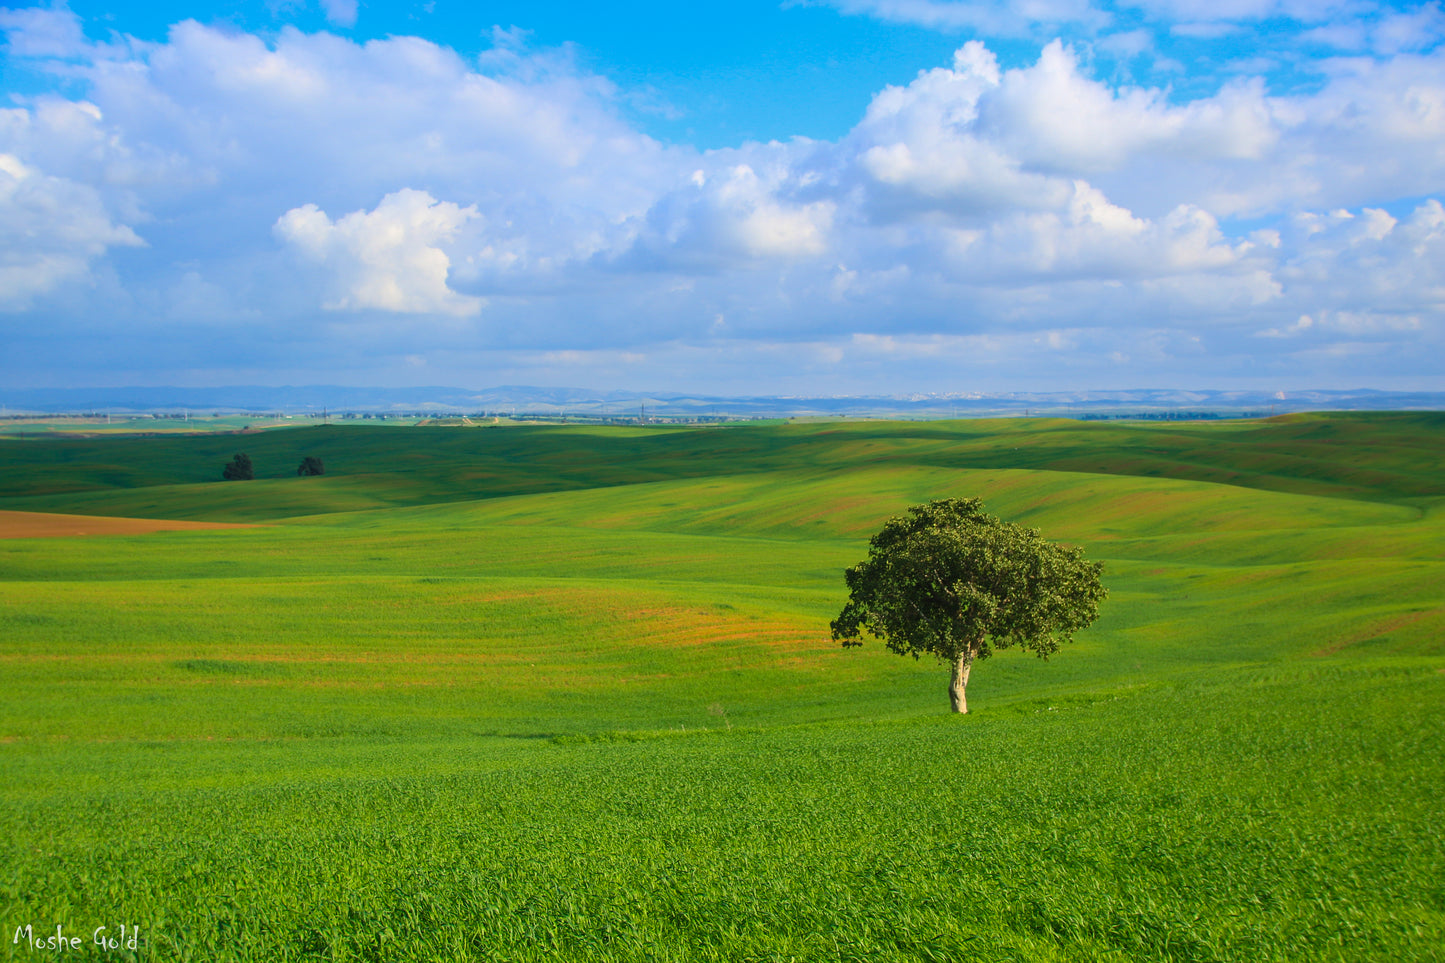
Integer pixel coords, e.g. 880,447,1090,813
3,385,1442,418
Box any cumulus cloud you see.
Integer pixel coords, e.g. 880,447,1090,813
838,37,1291,234
0,10,1440,390
835,38,1272,292
841,34,1445,221
275,189,483,316
941,182,1248,282
980,42,1277,171
0,152,142,310
622,162,836,269
1268,199,1445,329
847,42,1071,218
53,18,677,226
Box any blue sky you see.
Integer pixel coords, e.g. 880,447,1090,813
1,0,1443,394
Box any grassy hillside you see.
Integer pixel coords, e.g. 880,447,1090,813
1,412,1441,520
0,414,1440,960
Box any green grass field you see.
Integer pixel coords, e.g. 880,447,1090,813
1,414,1441,961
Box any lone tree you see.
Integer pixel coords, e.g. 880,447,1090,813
831,498,1106,713
221,453,254,481
296,456,325,476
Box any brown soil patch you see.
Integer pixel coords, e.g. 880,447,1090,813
0,510,256,539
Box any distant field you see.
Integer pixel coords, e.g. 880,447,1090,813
0,510,256,538
0,415,307,437
0,414,1441,960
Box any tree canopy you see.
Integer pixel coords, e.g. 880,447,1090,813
221,453,253,481
831,498,1107,713
297,456,325,476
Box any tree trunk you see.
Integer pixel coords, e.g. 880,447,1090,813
949,652,973,714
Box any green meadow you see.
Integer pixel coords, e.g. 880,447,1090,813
0,414,1441,961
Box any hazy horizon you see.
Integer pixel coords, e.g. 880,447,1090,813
6,383,1442,420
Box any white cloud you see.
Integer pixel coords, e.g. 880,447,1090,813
0,152,142,310
938,181,1249,282
274,189,483,316
1300,21,1369,49
979,41,1277,173
819,0,1112,36
1169,21,1241,38
622,160,835,268
319,0,359,29
1098,28,1156,58
1372,3,1445,53
63,19,677,220
1118,0,1354,25
847,42,1073,218
0,13,1441,391
841,38,1283,228
1272,199,1445,325
0,3,88,58
1258,313,1315,337
865,39,1445,220
700,164,835,259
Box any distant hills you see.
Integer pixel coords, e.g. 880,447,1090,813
3,385,1443,419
